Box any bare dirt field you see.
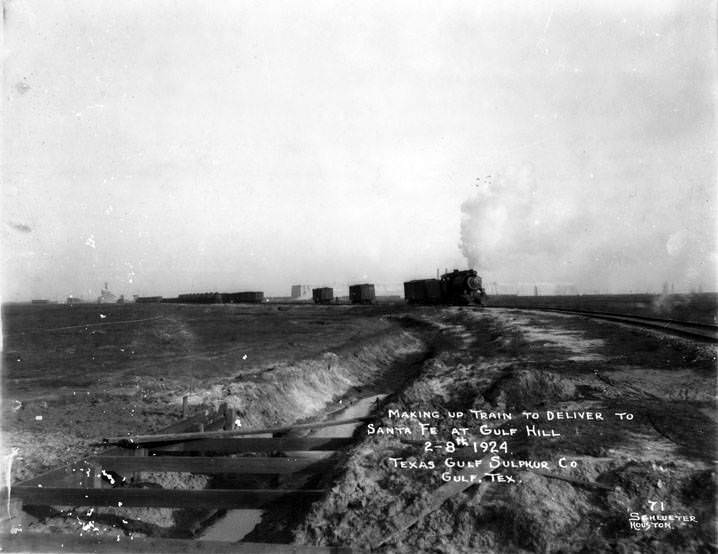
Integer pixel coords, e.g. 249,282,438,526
1,302,716,552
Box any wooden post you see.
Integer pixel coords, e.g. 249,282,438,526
0,498,25,533
182,395,189,418
131,448,146,484
224,407,236,431
92,462,103,489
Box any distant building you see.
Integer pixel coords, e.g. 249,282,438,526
66,296,85,305
291,285,312,299
97,282,117,304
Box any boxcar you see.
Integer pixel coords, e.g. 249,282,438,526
403,279,442,305
349,284,376,305
312,287,334,304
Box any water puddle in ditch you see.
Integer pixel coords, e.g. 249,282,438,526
197,394,386,541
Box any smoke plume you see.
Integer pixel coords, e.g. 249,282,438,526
458,165,716,294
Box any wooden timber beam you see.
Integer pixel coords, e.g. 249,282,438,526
14,487,326,509
148,436,352,454
90,455,333,474
0,533,360,553
102,416,370,445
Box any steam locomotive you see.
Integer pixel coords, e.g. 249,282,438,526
404,269,486,306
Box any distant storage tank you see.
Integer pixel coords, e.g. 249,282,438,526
290,285,312,299
349,284,376,304
312,287,334,304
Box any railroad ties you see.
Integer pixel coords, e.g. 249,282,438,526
2,406,364,553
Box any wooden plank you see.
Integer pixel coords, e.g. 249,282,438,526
148,436,352,454
90,455,333,474
372,454,496,549
17,458,104,488
0,533,359,553
16,413,225,488
14,487,325,509
532,469,613,491
130,412,221,436
103,416,369,445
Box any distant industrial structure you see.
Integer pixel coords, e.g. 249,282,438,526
291,285,312,300
97,283,117,304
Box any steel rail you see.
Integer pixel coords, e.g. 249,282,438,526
485,306,718,343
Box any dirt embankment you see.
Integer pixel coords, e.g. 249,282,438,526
295,308,717,553
184,324,431,430
2,304,409,483
6,312,434,540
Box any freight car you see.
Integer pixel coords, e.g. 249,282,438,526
177,292,223,304
222,291,265,303
403,279,442,305
135,296,163,303
349,284,376,305
312,287,334,304
404,269,486,306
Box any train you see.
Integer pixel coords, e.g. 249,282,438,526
404,269,486,306
131,269,485,307
138,292,266,304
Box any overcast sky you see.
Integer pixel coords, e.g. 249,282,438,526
2,0,715,300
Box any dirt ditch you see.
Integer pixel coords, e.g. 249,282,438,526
6,314,438,541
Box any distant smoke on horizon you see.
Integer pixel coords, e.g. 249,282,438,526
7,221,32,233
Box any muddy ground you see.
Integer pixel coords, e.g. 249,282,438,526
1,303,716,552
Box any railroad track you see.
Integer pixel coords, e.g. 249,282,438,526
486,306,718,343
1,406,366,553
